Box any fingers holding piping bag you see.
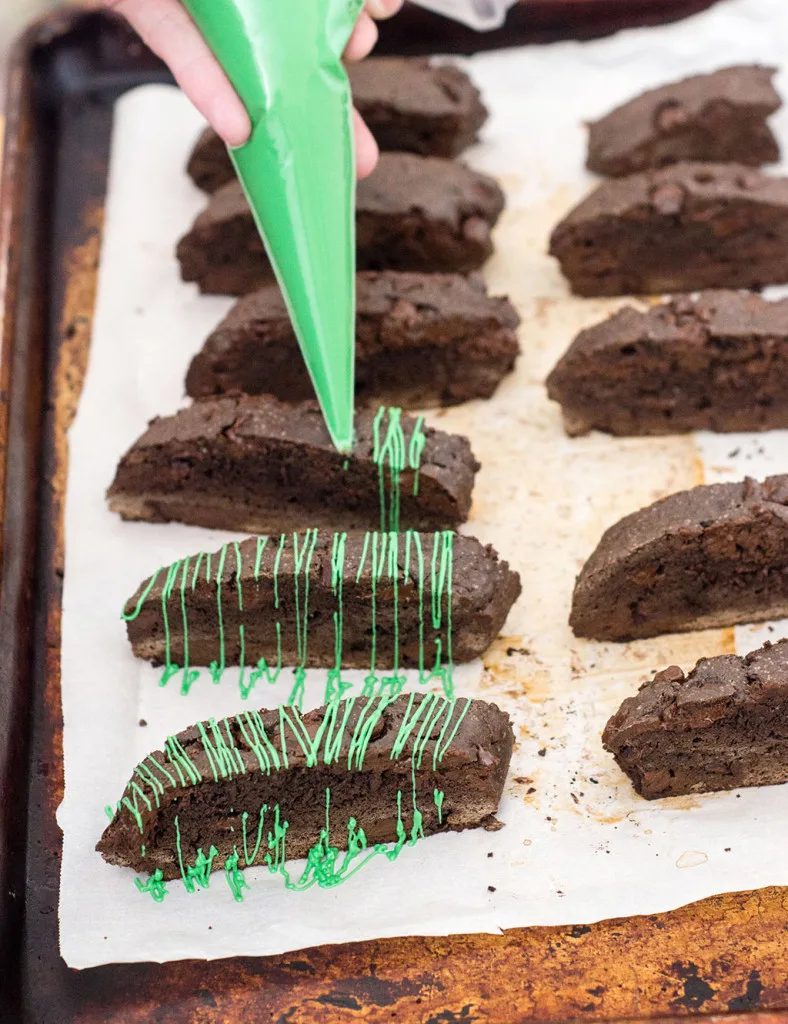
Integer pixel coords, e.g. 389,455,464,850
105,0,404,174
345,0,404,62
345,0,404,175
104,0,252,147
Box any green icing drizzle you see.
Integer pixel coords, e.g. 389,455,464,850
135,869,168,903
433,788,445,825
371,407,427,532
208,544,228,684
224,849,251,902
287,528,319,709
179,558,199,694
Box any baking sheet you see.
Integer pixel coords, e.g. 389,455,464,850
58,0,788,969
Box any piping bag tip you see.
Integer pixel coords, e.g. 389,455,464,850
185,0,363,453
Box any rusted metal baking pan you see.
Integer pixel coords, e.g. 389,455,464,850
4,3,788,1022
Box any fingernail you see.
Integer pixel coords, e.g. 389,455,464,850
217,103,252,149
366,0,401,19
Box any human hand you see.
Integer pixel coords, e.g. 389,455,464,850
104,0,403,177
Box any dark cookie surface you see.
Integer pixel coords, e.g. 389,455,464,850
603,640,788,798
550,162,788,296
547,290,788,436
178,153,505,295
571,475,788,641
186,58,488,193
588,65,781,177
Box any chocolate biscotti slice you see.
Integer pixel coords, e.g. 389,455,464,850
571,476,788,641
187,58,488,192
186,271,520,407
124,531,521,672
97,692,514,883
549,162,788,297
603,640,788,799
547,291,788,436
107,398,478,534
178,153,505,295
587,65,781,177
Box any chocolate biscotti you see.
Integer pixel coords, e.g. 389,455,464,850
587,65,781,177
547,291,788,436
178,153,505,295
603,641,788,799
187,58,488,192
107,398,478,534
97,692,514,881
186,271,520,408
124,531,522,671
549,162,788,297
571,476,788,641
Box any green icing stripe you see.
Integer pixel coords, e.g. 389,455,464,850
371,407,427,533
121,569,161,622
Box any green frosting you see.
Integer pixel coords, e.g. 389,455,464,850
371,406,427,533
181,0,363,451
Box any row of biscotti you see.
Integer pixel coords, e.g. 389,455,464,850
547,68,788,810
575,474,788,801
177,58,520,411
551,66,788,295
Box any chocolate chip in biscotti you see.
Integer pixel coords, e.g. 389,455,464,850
177,153,505,295
185,271,520,408
186,58,489,193
587,65,781,177
97,692,514,882
549,162,788,297
123,531,521,674
603,640,788,799
107,396,479,534
546,290,788,437
570,475,788,641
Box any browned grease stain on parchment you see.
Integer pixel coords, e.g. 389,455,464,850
481,636,553,702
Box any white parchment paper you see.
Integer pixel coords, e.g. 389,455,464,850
59,0,788,969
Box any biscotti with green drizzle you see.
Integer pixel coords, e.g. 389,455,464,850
123,531,522,685
97,692,514,885
107,398,479,534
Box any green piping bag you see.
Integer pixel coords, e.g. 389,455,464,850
182,0,363,451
